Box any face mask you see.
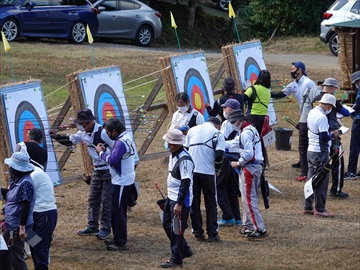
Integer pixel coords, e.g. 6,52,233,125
231,121,241,132
77,123,85,132
223,112,229,119
177,106,188,113
164,141,171,151
325,109,332,115
290,70,298,79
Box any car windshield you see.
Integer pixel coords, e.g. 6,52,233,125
0,0,21,5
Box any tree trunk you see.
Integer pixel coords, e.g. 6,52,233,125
188,0,197,30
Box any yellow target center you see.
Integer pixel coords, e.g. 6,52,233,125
194,93,202,109
106,111,114,120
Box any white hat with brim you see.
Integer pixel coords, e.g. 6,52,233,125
5,152,34,172
162,129,185,145
319,93,336,107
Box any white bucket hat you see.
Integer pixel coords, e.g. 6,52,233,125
319,93,336,107
162,129,185,145
5,152,34,172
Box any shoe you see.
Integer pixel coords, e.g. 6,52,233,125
104,238,114,246
239,227,253,236
247,230,268,239
195,235,205,242
296,175,307,182
205,235,220,242
344,172,357,180
96,229,110,240
235,220,242,226
329,191,349,198
357,172,360,177
106,243,129,251
183,248,194,258
161,261,183,268
292,161,301,168
314,210,334,218
77,227,99,236
303,209,314,215
218,218,235,227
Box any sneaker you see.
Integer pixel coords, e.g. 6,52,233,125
329,191,349,198
161,260,183,268
104,238,114,246
235,220,242,226
303,209,314,215
195,235,205,242
218,218,235,227
239,228,253,236
247,230,268,239
292,161,301,168
183,248,194,258
96,229,110,240
296,175,307,182
344,172,357,180
205,235,220,242
77,227,99,236
314,210,334,218
106,243,129,251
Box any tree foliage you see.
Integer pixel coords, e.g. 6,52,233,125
247,0,335,38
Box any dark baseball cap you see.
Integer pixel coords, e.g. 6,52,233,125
292,62,307,76
221,98,240,110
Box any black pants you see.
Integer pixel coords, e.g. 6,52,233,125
298,122,309,176
111,184,129,246
216,153,241,221
162,198,190,265
190,172,218,238
348,119,360,173
0,229,28,270
330,138,345,193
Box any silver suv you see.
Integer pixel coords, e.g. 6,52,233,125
320,0,360,56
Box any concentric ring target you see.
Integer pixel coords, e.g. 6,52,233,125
244,57,261,86
94,83,124,125
184,68,210,118
14,101,47,152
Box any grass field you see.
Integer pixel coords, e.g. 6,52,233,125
0,38,359,269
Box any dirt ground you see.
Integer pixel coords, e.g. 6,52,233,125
1,45,359,269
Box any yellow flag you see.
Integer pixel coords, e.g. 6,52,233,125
86,25,94,44
170,12,177,29
229,2,236,18
1,31,11,52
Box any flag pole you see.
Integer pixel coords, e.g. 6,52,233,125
228,3,241,43
90,44,96,68
1,31,16,82
86,25,96,68
170,12,181,52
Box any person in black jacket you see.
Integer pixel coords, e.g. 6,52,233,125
205,76,244,122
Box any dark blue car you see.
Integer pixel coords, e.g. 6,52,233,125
0,0,99,44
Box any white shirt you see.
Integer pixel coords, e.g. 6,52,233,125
167,149,194,206
307,106,331,152
31,167,57,213
283,75,316,107
238,124,263,165
170,108,204,129
299,86,322,123
220,120,240,153
184,122,225,174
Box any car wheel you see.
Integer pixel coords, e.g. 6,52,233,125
135,25,153,47
69,21,86,44
1,19,19,42
217,0,231,12
328,32,339,57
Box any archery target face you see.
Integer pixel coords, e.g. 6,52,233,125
232,41,277,125
233,41,266,91
78,66,139,163
170,52,214,120
0,81,61,185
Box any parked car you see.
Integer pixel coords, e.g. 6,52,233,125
0,0,99,44
91,0,162,47
320,0,360,56
211,0,231,12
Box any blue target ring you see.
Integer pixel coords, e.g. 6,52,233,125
15,101,47,151
94,84,124,125
245,57,261,86
184,68,210,120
